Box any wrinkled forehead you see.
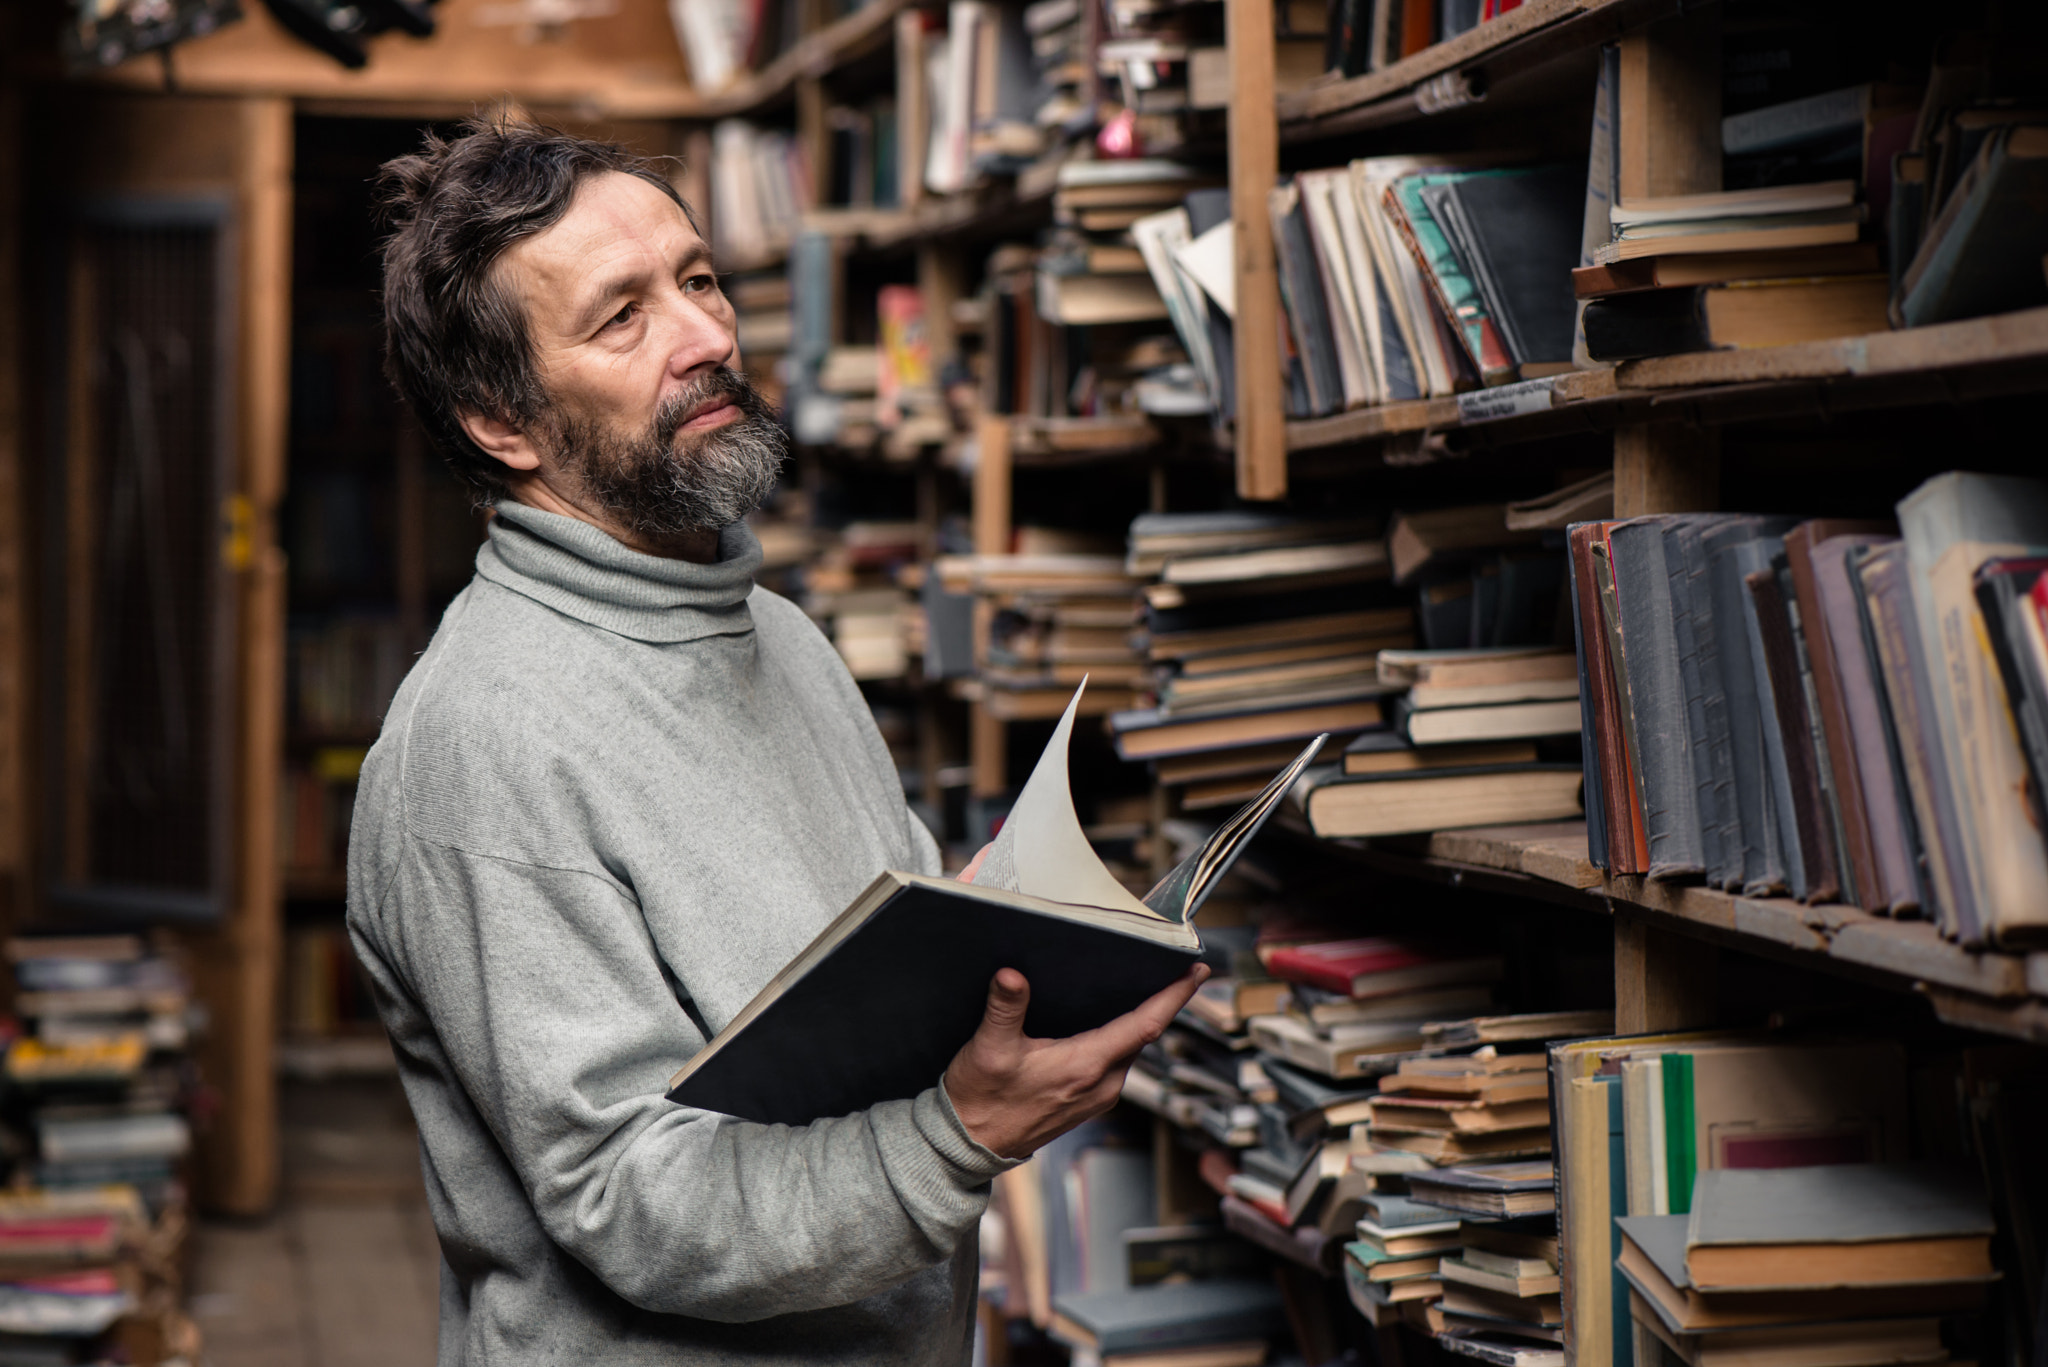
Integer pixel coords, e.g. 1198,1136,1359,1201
495,170,706,316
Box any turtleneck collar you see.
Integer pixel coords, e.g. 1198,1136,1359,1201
473,501,764,644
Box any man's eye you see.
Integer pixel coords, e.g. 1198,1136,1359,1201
684,275,716,295
607,303,635,327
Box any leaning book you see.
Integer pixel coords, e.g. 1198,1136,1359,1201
667,683,1323,1127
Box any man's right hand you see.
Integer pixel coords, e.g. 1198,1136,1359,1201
941,963,1209,1160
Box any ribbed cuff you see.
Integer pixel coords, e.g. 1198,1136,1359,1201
918,1083,1023,1181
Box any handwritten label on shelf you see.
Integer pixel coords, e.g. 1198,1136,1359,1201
1456,377,1558,424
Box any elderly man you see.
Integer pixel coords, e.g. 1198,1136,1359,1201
346,117,1203,1365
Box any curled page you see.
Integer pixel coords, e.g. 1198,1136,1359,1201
973,682,1156,917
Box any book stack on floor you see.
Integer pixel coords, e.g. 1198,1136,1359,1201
1566,472,2048,946
1111,511,1413,790
1293,648,1585,839
1618,1164,1992,1367
0,934,201,1363
1270,156,1585,417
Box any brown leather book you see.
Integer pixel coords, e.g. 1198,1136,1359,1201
1745,566,1840,904
1782,520,1895,910
1568,523,1644,873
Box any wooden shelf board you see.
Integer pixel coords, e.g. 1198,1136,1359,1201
1351,821,2048,1040
695,0,920,119
90,0,914,120
1280,0,1678,132
1281,308,2048,460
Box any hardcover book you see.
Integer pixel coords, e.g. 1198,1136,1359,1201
667,685,1322,1126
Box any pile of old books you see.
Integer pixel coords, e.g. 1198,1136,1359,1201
941,528,1146,719
1292,647,1586,839
1619,1163,1991,1367
1112,511,1415,801
1269,157,1584,417
1568,472,2048,946
0,933,201,1361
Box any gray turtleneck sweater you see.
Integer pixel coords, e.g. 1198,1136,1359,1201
346,502,1013,1365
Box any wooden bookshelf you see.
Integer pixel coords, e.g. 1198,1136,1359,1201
1324,821,2048,1041
1283,307,2048,460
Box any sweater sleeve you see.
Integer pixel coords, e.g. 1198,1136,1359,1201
359,833,1016,1323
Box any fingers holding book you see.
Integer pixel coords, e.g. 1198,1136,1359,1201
942,963,1209,1160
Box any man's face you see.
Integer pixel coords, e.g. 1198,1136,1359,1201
488,170,783,537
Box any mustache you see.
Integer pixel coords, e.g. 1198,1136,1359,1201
651,368,765,447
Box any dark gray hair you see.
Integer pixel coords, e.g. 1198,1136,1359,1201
376,115,699,499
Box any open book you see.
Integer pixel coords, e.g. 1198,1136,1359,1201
666,683,1323,1126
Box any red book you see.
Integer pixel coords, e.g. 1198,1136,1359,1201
1263,937,1503,1001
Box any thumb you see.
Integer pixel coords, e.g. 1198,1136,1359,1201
977,968,1031,1041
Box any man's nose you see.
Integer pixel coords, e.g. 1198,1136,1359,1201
658,293,734,377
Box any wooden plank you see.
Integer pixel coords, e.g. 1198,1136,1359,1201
701,0,918,117
896,10,929,209
972,411,1012,557
292,1202,442,1367
1226,0,1288,501
1614,914,1716,1032
1285,397,1453,451
1287,0,1603,123
1612,422,1717,516
1919,986,2048,1046
1616,306,2048,391
96,0,704,118
1426,822,1602,888
1616,5,1719,202
0,81,21,938
1828,918,2030,1000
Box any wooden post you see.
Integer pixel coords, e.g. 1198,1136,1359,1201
1225,0,1286,502
1614,914,1717,1033
211,94,294,1217
895,10,928,209
1613,423,1719,518
0,80,22,939
970,412,1013,799
1610,11,1722,1039
1616,5,1721,204
795,76,831,211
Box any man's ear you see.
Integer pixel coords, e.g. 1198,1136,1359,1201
459,409,543,473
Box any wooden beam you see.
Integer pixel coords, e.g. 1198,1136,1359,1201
1226,0,1287,501
1616,3,1720,202
895,10,928,209
0,79,22,937
1613,422,1717,517
1614,913,1717,1032
972,411,1013,556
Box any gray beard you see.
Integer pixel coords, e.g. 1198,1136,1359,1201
540,368,787,539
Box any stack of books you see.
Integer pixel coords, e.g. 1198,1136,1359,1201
1369,1058,1554,1166
1618,1164,1991,1367
1250,935,1503,1082
804,521,924,683
1292,648,1584,838
0,933,200,1357
1427,1210,1567,1365
1567,473,2048,944
1271,158,1584,415
938,545,1144,719
1345,1191,1460,1326
1112,511,1413,776
1387,503,1563,651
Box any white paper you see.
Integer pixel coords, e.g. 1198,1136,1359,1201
973,682,1155,916
1174,221,1236,319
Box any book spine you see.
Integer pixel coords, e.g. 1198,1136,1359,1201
1567,529,1611,871
1662,1052,1696,1215
1594,531,1652,873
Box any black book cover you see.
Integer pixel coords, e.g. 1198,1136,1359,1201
1441,165,1586,365
1270,183,1343,416
1184,188,1238,420
1565,529,1610,871
1972,557,2048,831
1582,288,1712,361
669,874,1201,1126
1609,517,1706,879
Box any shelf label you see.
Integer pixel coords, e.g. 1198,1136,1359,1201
1457,378,1558,424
